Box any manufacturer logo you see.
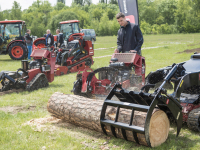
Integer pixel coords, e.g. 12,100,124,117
166,99,169,104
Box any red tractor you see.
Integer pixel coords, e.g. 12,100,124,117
0,20,28,60
33,20,82,49
72,51,145,97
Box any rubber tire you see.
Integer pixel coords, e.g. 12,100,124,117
8,42,27,60
85,58,92,67
35,40,46,48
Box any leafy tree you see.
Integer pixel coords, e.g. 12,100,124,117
57,0,65,4
109,0,117,5
10,1,22,20
84,0,92,6
73,0,84,6
54,2,66,10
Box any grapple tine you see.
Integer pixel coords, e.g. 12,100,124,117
121,129,128,140
132,131,140,144
111,126,117,137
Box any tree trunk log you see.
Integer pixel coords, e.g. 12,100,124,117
47,92,170,147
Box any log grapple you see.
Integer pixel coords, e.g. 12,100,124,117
100,53,200,146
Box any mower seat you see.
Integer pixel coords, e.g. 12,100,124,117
61,51,69,66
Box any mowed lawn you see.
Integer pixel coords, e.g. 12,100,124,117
0,33,200,149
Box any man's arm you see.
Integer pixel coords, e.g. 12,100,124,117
134,25,143,51
117,29,123,53
25,34,32,41
57,34,60,47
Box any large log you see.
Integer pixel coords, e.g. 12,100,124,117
47,92,170,147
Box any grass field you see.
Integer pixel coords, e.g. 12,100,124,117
0,33,200,149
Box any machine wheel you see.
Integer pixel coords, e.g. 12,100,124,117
35,40,46,49
187,107,200,132
85,58,92,67
73,79,92,98
8,42,27,60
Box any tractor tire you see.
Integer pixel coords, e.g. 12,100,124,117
35,40,46,49
8,42,27,60
187,107,200,132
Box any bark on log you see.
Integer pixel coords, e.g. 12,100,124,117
47,92,170,147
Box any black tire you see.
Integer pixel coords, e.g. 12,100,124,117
34,40,46,48
85,58,92,67
187,107,200,132
73,79,92,98
8,42,27,60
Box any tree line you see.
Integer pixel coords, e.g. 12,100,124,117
0,0,199,37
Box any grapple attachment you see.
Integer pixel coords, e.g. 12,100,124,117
100,64,183,147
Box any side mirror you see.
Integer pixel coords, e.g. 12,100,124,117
111,58,118,62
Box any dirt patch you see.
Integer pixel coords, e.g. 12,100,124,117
0,89,24,96
187,43,200,46
23,117,119,149
0,106,36,114
177,48,200,54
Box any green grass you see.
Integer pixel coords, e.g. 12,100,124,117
1,33,200,149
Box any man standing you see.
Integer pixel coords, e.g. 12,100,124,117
45,29,54,46
56,29,63,48
25,29,32,60
114,12,143,55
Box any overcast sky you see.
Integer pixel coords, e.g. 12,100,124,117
0,0,99,11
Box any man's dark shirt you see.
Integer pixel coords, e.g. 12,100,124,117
45,33,54,46
25,33,33,46
117,21,143,54
57,33,64,47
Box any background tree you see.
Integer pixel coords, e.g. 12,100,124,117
109,0,117,4
57,0,65,4
10,1,22,20
84,0,92,6
73,0,84,6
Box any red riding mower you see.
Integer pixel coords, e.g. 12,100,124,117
72,51,145,97
0,47,56,92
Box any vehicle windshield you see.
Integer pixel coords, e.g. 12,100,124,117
60,23,80,40
0,23,22,38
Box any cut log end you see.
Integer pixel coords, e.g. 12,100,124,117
47,93,170,147
149,110,170,147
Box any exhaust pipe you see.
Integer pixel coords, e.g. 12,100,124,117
21,60,29,71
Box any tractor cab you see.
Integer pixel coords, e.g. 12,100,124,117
59,20,80,45
0,20,28,60
0,20,26,48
